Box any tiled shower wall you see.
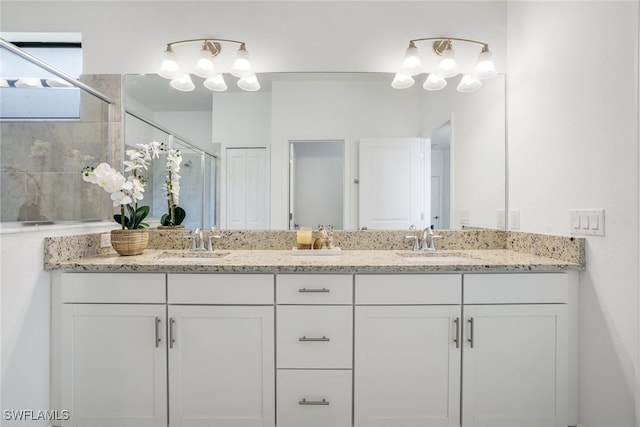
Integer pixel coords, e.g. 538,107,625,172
0,74,121,222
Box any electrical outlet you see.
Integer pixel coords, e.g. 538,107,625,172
459,210,470,227
509,209,520,230
100,233,111,248
497,209,505,230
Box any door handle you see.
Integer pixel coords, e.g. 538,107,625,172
169,318,176,349
453,317,460,349
155,317,162,348
467,317,475,348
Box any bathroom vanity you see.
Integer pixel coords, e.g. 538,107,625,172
47,233,583,427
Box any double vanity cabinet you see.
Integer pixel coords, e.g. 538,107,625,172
51,269,572,427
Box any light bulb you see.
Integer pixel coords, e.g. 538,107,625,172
436,44,459,78
475,46,497,79
204,74,227,92
158,47,181,80
237,74,260,91
423,73,447,91
170,74,195,92
457,74,482,92
193,46,217,79
230,44,253,78
391,72,415,89
400,41,422,76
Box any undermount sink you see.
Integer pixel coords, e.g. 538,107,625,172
156,250,230,261
395,251,474,263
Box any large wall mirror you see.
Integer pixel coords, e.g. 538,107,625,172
125,72,505,231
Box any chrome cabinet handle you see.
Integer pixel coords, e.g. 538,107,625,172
454,317,460,349
298,398,330,406
155,317,162,348
169,318,176,349
299,336,330,342
298,288,330,293
467,317,475,348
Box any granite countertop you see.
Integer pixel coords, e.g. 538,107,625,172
48,248,583,273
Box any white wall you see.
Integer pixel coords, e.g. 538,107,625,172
270,79,422,229
153,111,213,152
507,2,639,426
0,223,116,425
420,77,506,229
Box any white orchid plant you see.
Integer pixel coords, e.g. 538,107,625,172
82,141,163,229
160,148,186,226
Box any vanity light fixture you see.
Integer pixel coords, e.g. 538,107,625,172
392,37,497,93
158,38,260,92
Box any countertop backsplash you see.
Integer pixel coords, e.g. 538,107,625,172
44,228,585,270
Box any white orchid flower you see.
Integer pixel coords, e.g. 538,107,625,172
110,190,132,207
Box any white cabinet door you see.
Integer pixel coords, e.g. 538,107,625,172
354,305,461,427
61,304,167,427
225,147,267,230
359,138,425,230
168,305,275,427
462,304,568,427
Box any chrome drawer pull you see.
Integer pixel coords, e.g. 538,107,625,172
299,336,330,342
298,288,330,293
299,398,330,406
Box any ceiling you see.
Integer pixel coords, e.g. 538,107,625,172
1,1,507,75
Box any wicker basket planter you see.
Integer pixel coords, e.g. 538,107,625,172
111,229,150,256
156,224,185,230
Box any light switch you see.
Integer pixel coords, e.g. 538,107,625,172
590,215,599,230
581,215,590,229
509,209,520,230
571,213,581,230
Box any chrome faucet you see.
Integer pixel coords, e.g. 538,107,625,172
406,225,421,251
423,226,443,252
208,226,222,251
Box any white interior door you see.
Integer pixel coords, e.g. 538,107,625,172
225,147,267,230
359,137,424,230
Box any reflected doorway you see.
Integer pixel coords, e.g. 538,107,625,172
289,140,344,230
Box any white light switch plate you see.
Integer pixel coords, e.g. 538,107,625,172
570,209,605,236
459,210,470,226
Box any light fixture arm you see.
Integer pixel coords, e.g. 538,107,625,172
166,38,245,49
408,37,490,56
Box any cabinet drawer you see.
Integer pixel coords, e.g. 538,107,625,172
168,274,273,304
277,306,352,368
355,274,461,305
277,369,352,427
61,273,165,303
464,273,568,304
277,274,352,304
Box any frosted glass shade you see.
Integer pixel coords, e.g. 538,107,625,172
436,47,459,78
457,74,482,92
391,73,415,89
230,45,253,78
193,49,217,78
204,74,227,92
237,74,260,91
423,73,447,91
401,42,422,76
475,49,497,79
170,74,195,92
158,48,181,80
